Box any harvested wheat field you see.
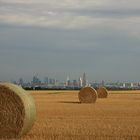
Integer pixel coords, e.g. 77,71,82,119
11,90,140,140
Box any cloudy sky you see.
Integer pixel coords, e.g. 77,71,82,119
0,0,140,82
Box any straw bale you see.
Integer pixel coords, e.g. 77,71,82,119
97,87,108,98
78,86,97,103
0,83,36,138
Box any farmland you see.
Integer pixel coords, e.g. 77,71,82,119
19,90,140,140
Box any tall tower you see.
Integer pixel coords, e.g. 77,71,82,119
101,80,105,87
82,72,87,87
66,76,70,87
78,77,82,88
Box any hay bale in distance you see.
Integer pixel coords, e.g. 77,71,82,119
78,86,98,103
97,87,108,98
0,83,36,138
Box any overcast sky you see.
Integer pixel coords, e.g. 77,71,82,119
0,0,140,82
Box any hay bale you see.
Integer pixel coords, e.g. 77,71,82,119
0,83,36,138
78,86,98,103
97,87,108,98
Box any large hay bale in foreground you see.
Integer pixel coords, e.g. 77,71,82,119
0,83,36,138
78,86,98,103
97,87,108,98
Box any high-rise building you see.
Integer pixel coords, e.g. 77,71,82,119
18,78,24,86
101,80,105,87
44,77,48,85
49,78,56,85
66,76,71,87
73,80,78,87
78,77,82,88
82,72,87,87
32,75,41,85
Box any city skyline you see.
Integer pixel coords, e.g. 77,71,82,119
1,71,140,84
0,0,140,82
7,72,140,85
10,72,140,90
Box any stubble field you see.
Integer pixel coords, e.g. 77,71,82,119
19,90,140,140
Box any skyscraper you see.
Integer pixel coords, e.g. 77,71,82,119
78,77,82,88
66,76,71,87
82,72,87,87
44,77,48,85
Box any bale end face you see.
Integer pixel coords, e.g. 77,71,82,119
78,86,98,103
0,83,36,138
97,87,108,98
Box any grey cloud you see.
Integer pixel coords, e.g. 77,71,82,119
1,0,140,15
0,0,140,82
69,9,140,18
0,0,140,30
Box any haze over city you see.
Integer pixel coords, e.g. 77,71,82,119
0,0,140,82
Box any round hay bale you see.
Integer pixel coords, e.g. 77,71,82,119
97,87,108,98
0,83,36,138
78,86,98,103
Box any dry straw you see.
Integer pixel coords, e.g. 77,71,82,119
0,83,36,138
78,86,98,103
97,87,108,98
